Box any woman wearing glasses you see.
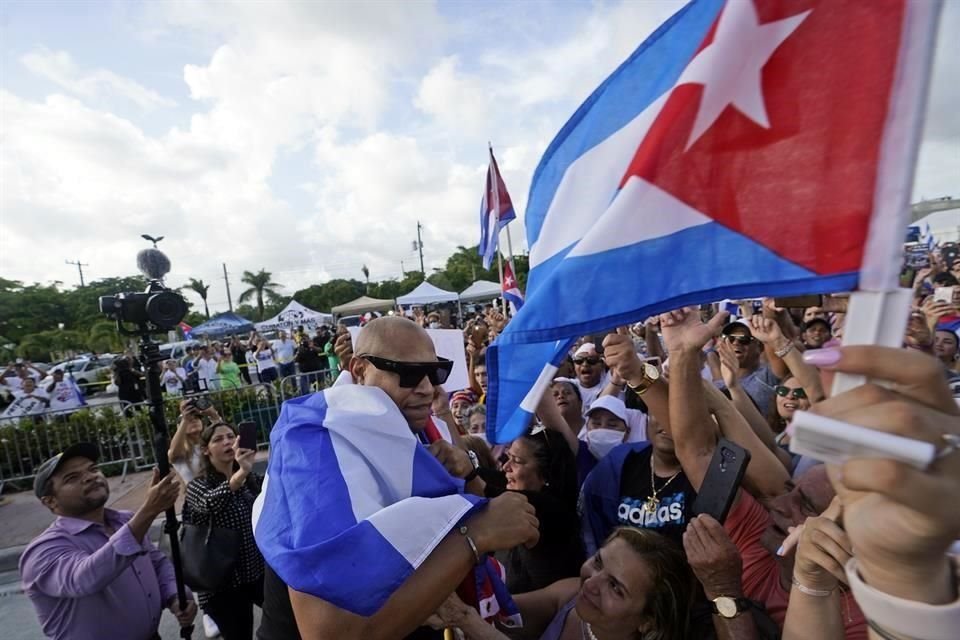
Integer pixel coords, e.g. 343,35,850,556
184,421,264,639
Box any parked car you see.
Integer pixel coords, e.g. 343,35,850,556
48,357,114,390
158,340,202,362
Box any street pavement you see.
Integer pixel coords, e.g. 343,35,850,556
0,452,269,639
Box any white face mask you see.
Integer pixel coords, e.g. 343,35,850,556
428,322,440,329
587,428,626,459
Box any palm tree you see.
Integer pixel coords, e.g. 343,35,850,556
239,269,282,320
361,265,370,294
186,278,211,319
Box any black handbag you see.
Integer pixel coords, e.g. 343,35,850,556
179,518,241,592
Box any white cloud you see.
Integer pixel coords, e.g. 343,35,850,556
1,0,957,317
21,48,177,110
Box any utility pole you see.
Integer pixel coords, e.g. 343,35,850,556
65,259,88,287
401,260,406,277
222,263,233,312
416,221,425,275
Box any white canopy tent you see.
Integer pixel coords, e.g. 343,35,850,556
256,300,333,333
913,209,960,244
332,295,395,317
459,280,502,302
395,282,459,306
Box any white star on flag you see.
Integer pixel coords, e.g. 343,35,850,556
676,0,811,150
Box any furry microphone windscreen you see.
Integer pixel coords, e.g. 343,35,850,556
137,247,171,281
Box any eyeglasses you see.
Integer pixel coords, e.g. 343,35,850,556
357,354,453,388
775,385,807,400
724,335,755,346
573,356,601,366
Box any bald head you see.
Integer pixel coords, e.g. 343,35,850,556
355,316,436,361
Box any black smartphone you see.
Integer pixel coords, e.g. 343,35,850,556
237,420,257,451
692,439,751,524
773,294,823,308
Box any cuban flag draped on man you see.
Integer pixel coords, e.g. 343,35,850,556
252,384,521,624
486,0,941,443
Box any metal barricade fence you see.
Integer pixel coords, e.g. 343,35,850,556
0,382,288,492
0,400,147,494
279,369,336,403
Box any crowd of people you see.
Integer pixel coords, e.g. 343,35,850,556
14,259,960,640
160,327,341,397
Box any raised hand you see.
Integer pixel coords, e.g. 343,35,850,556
787,498,852,591
748,314,787,347
683,514,744,599
716,339,740,389
334,331,353,369
807,346,960,602
235,448,256,474
602,333,644,383
659,307,729,354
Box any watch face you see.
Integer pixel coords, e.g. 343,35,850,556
467,450,480,469
715,597,738,618
643,362,661,381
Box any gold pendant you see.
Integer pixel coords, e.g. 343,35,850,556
644,497,659,513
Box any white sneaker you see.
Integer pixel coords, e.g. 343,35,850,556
203,613,221,638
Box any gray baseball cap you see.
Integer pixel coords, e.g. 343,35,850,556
33,442,100,499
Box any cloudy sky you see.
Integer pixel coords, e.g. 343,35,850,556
1,0,957,314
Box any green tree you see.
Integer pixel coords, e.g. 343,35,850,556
185,278,211,319
238,270,282,320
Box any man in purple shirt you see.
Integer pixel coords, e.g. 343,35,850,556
19,442,197,640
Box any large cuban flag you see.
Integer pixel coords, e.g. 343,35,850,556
252,385,487,616
486,0,941,443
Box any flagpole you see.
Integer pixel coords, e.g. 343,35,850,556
496,229,506,315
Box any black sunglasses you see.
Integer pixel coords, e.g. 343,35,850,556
573,356,601,366
724,334,756,346
775,385,807,400
358,354,453,388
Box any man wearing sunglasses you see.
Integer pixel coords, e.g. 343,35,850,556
717,321,780,413
256,317,539,640
571,342,615,414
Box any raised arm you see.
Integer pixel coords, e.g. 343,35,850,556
717,340,793,470
536,388,580,456
602,331,669,427
657,307,730,490
701,380,790,501
749,315,824,403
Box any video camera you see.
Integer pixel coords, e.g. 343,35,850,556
99,239,188,335
99,283,187,335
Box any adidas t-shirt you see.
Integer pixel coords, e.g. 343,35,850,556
616,447,697,546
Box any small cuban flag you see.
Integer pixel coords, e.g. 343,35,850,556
478,146,517,270
502,262,524,315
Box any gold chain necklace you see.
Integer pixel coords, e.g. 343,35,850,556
645,454,681,514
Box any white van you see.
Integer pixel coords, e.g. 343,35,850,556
158,340,202,362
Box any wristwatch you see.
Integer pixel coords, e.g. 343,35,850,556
711,596,751,619
463,450,481,483
627,362,661,395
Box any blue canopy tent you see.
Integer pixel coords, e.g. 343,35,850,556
188,312,255,339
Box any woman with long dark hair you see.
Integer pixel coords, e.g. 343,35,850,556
486,427,584,594
184,421,264,639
